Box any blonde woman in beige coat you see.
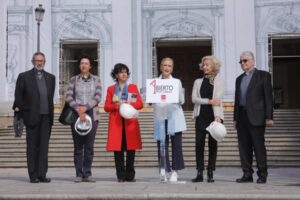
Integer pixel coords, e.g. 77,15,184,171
191,55,224,183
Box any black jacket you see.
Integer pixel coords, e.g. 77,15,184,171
234,68,273,126
13,68,56,127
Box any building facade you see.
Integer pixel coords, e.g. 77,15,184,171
1,0,300,112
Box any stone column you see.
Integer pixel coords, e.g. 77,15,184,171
111,0,132,78
0,1,9,102
224,0,256,100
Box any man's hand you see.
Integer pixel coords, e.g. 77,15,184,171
265,119,273,126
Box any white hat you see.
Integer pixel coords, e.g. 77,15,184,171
119,103,138,119
206,121,227,142
74,115,92,136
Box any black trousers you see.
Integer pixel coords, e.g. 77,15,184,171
237,107,268,178
157,120,185,172
71,115,98,178
26,114,51,180
114,118,136,180
195,116,218,171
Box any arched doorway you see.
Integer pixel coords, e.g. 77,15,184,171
154,38,212,111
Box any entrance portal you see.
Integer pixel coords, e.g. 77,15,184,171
155,38,212,110
269,36,300,109
59,40,98,101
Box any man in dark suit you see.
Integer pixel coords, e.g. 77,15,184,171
13,52,55,183
234,51,273,184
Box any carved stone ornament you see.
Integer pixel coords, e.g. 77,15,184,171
275,14,300,33
154,20,204,37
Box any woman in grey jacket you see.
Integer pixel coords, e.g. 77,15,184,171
191,55,224,183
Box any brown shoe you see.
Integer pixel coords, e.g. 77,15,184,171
74,177,83,183
83,176,96,182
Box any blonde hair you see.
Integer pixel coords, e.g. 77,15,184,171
199,55,221,74
160,57,174,67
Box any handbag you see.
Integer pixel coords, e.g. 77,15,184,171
59,102,76,125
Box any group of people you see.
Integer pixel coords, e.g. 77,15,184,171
13,50,273,185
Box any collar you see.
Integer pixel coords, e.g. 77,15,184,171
79,74,92,81
159,74,173,79
245,67,256,76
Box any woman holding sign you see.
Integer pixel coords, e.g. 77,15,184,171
104,63,143,182
191,55,224,183
153,57,187,182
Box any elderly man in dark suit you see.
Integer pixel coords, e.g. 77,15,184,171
13,52,55,183
234,51,273,184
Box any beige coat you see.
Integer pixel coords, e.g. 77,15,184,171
192,75,224,120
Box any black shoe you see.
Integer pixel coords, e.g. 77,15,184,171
191,171,203,182
207,170,214,183
38,177,51,183
30,178,39,183
118,178,125,182
236,174,253,183
126,178,136,182
256,177,267,184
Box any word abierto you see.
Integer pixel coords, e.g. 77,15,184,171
150,80,174,94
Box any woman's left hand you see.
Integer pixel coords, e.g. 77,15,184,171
215,116,221,123
78,105,87,114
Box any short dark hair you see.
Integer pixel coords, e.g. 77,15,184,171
31,52,46,61
111,63,130,81
78,55,94,67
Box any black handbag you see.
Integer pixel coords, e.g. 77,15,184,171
59,102,76,125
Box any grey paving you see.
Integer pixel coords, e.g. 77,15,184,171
0,167,299,200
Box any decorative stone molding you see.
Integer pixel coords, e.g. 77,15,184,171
53,13,111,44
152,12,214,38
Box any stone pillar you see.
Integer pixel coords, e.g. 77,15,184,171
111,0,132,78
224,0,256,100
0,1,9,102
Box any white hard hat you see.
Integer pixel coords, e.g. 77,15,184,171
74,115,92,136
206,121,227,142
119,103,138,119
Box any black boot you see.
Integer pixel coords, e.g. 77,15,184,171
207,169,214,183
191,171,203,182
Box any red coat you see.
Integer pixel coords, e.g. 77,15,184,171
104,84,143,151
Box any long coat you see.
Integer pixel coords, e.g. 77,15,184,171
13,68,55,127
104,83,143,151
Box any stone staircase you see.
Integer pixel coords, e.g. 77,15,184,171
0,109,300,168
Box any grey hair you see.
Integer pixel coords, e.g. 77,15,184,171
240,51,255,60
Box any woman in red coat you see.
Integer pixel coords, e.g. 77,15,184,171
104,63,143,182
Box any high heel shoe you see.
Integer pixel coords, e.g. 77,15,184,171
207,169,214,183
191,171,203,182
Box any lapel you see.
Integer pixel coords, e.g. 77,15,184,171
43,71,51,97
29,69,39,92
246,68,257,95
236,74,244,98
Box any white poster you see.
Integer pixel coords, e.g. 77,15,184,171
146,79,179,103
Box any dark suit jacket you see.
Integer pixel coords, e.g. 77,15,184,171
13,68,56,127
234,68,273,126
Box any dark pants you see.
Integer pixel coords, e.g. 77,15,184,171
237,107,268,178
114,118,136,180
71,115,98,178
195,116,218,171
26,114,51,180
157,120,185,172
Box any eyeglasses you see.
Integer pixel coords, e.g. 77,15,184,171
239,59,248,64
